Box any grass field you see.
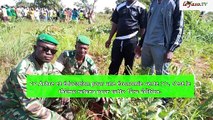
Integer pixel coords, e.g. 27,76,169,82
0,12,213,119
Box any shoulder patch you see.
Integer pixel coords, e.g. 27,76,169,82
62,50,75,58
85,55,95,65
63,50,70,57
69,50,76,57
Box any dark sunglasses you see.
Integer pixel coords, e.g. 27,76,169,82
38,45,57,55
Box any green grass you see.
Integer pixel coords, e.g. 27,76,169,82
0,12,213,119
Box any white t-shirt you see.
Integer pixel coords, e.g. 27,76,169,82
2,8,8,17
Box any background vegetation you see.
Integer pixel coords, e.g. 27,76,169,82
0,11,213,119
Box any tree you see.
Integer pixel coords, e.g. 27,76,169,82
16,0,31,7
74,0,98,24
138,0,151,7
116,0,125,4
104,7,112,14
34,0,61,9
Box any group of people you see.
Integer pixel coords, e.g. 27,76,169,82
106,0,183,75
0,0,184,119
0,5,17,22
0,5,85,23
0,33,97,119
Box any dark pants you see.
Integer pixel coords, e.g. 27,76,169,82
109,37,138,75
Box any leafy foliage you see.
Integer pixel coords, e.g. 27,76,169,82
74,0,98,24
86,25,111,34
34,0,61,9
16,0,32,7
104,7,113,14
184,11,213,43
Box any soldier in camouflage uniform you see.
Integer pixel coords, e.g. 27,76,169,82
53,35,107,118
0,34,72,120
54,35,98,75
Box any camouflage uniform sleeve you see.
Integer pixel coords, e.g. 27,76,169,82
11,70,66,120
54,52,67,73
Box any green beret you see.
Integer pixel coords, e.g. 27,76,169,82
76,35,90,45
37,33,59,45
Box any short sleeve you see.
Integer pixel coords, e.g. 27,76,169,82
111,8,119,24
138,7,147,29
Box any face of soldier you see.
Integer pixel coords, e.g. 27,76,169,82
34,41,57,63
75,43,89,58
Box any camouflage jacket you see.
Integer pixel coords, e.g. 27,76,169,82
0,54,65,120
54,50,98,75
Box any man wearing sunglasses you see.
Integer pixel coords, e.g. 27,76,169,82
0,33,70,120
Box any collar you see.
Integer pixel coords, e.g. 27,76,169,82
126,0,137,8
29,54,46,70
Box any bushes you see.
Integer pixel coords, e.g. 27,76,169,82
184,11,213,43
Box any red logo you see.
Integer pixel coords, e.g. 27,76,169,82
183,1,208,8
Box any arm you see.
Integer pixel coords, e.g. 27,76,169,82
105,22,117,48
11,70,65,120
169,0,184,52
138,28,146,48
135,28,146,58
138,7,147,48
105,8,119,48
166,0,184,61
135,7,147,57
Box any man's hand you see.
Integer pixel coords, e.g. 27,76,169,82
105,40,111,48
165,51,173,62
134,45,142,59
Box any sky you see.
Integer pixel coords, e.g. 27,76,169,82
61,0,117,12
0,0,117,12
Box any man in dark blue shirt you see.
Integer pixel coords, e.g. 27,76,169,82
105,0,147,75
